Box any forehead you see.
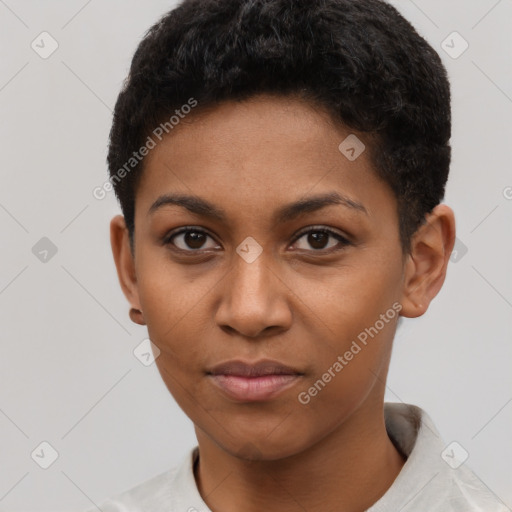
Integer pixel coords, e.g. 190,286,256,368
136,94,396,224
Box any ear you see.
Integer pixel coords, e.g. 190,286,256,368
110,215,145,325
400,204,456,318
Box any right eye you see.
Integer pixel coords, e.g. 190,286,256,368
164,227,221,252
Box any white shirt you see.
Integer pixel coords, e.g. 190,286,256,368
84,403,509,511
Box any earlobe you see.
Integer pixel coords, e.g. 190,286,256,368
399,204,456,318
129,307,146,326
110,215,145,324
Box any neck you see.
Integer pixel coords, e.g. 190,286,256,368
193,399,406,512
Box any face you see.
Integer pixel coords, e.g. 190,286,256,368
118,94,411,460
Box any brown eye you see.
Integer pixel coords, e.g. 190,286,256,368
292,228,351,252
306,231,330,249
166,228,220,252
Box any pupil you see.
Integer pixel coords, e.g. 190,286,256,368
309,232,328,249
186,231,206,249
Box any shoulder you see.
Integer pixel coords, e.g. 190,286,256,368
375,403,509,512
82,466,177,512
81,447,209,512
408,464,510,512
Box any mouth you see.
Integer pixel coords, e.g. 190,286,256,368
206,359,304,402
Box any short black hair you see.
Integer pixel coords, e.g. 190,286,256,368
107,0,451,255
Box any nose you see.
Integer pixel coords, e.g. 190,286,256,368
214,249,293,339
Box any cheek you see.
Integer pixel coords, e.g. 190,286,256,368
294,317,397,438
289,253,401,337
135,252,218,347
289,257,401,406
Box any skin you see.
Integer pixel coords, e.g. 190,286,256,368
110,94,456,512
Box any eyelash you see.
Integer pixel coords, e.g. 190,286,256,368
164,225,352,255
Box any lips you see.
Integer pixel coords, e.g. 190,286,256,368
208,359,302,377
207,359,303,402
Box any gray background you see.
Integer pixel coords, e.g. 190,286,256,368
0,0,511,510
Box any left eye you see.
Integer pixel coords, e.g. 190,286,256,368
292,228,351,251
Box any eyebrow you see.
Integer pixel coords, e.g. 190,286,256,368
148,191,368,223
